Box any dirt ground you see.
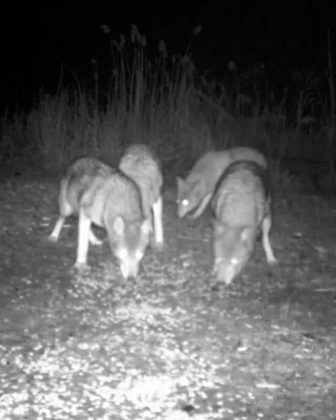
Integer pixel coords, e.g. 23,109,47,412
1,172,336,420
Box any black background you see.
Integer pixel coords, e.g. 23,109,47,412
1,1,336,110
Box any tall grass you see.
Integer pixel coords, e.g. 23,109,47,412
0,26,335,190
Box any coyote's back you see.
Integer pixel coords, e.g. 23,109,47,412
211,160,277,285
177,147,267,219
119,143,164,247
119,144,162,216
57,157,114,217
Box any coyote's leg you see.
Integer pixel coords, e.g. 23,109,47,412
49,179,71,242
49,216,66,242
89,229,103,245
75,209,91,267
152,195,164,246
261,215,278,265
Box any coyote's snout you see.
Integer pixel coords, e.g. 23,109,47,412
49,157,151,279
104,214,151,279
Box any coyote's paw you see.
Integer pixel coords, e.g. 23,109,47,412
48,234,58,243
151,240,164,252
74,261,89,271
267,257,279,267
89,235,103,246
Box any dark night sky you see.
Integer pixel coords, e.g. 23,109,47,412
2,0,336,110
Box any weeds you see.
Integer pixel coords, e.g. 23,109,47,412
0,26,334,191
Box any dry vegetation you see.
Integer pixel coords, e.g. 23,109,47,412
0,25,335,191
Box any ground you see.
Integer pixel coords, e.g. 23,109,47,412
0,173,336,420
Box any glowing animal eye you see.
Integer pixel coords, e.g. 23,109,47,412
182,199,189,206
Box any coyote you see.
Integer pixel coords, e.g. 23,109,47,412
176,147,267,219
211,160,277,285
49,157,151,279
119,143,164,248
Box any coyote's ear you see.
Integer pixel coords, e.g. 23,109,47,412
113,216,125,236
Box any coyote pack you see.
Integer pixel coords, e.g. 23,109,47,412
48,146,277,284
